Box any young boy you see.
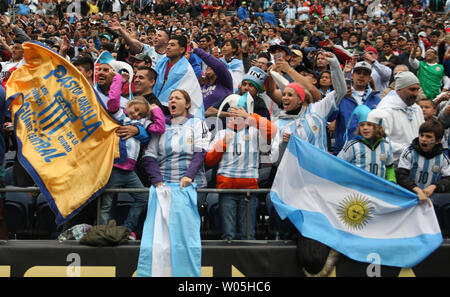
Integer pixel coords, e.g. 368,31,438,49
418,98,437,121
205,91,276,241
397,119,450,204
338,105,396,183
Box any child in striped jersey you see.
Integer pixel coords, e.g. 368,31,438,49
338,105,396,183
101,73,165,238
397,119,450,204
205,92,277,240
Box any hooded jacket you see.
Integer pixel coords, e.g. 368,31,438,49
376,90,425,162
329,90,381,155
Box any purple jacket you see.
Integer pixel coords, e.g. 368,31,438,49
194,48,233,110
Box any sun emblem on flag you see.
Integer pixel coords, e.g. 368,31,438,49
337,193,374,230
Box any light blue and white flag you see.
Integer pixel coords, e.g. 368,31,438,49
137,183,201,277
153,56,205,119
220,57,244,93
270,135,443,268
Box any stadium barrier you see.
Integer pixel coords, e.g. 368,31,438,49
0,187,272,240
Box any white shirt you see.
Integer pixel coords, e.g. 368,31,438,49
297,6,310,21
0,59,25,85
112,0,122,12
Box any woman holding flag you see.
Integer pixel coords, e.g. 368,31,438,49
269,51,347,164
137,89,210,277
266,51,347,271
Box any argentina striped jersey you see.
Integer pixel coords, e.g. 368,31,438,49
398,146,450,189
271,90,338,163
209,126,261,179
111,108,152,165
144,117,210,188
338,138,393,179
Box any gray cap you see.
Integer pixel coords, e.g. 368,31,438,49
394,71,420,90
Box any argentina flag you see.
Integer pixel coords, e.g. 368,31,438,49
220,57,244,93
153,57,205,119
137,183,201,277
270,135,443,268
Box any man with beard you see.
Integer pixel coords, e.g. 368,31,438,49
95,62,129,110
375,71,425,163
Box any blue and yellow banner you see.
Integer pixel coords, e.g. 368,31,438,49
6,42,122,225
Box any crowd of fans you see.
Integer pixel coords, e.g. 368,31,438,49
0,0,450,241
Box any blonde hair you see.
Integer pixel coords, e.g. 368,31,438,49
355,122,386,139
127,96,150,117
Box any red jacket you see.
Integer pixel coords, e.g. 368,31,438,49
309,5,322,17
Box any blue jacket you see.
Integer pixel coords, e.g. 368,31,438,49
253,12,278,26
189,52,203,79
328,91,381,155
238,6,249,20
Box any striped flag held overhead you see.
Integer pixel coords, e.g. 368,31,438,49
270,135,443,268
153,56,205,119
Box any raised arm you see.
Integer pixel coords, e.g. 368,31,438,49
193,46,233,90
107,73,124,113
325,51,346,104
273,59,322,102
408,42,420,70
109,20,143,54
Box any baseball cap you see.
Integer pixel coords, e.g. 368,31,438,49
353,61,372,73
364,46,378,55
100,34,111,41
291,49,303,59
130,52,151,63
268,44,292,56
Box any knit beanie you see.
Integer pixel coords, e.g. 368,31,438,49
395,71,420,90
242,66,267,93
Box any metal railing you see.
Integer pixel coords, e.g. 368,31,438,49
0,187,273,240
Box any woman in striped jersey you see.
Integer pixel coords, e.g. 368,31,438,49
337,105,396,183
266,52,346,239
270,51,347,165
142,89,210,189
397,119,450,204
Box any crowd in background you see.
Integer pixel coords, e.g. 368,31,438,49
0,0,450,241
